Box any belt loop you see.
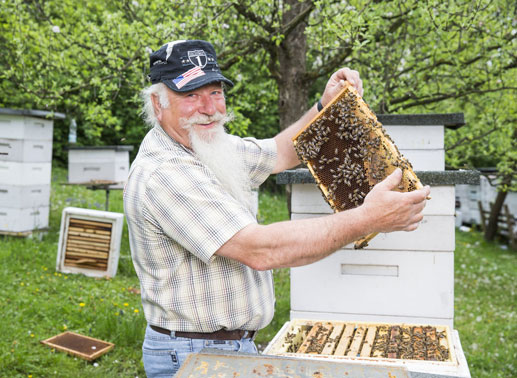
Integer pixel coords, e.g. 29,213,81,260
245,331,256,340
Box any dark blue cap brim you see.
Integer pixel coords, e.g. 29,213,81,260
161,71,234,93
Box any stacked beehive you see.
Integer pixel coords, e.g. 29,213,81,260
0,109,64,233
68,145,133,184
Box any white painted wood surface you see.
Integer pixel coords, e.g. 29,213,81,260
291,184,455,216
68,150,130,183
0,161,51,186
0,114,54,140
0,206,49,232
291,213,455,251
397,149,444,171
290,249,454,320
68,149,118,162
0,185,50,207
0,138,53,162
384,125,444,149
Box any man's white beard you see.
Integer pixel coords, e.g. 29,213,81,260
180,112,253,211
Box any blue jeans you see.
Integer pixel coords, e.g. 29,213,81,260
142,324,259,377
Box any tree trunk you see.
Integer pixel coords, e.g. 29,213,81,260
277,0,310,131
484,184,508,241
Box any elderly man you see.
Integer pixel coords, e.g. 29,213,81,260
124,39,430,377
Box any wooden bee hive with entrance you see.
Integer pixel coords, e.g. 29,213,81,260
293,83,424,248
264,319,470,377
56,207,124,278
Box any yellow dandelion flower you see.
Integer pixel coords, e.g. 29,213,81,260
123,303,129,307
134,309,139,313
79,303,85,307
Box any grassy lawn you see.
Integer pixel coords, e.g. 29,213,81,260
0,166,515,377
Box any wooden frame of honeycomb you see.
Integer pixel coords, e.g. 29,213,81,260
266,319,456,365
293,83,424,248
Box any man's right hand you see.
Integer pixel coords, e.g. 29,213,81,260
360,168,431,234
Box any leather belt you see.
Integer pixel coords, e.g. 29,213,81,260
150,325,255,340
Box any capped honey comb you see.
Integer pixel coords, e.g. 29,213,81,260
293,82,424,248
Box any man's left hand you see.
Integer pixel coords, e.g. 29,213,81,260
320,67,363,107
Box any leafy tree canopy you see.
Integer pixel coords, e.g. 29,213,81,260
0,0,515,189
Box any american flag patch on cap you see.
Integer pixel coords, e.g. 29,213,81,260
173,66,205,89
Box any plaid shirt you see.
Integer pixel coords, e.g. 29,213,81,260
124,126,277,332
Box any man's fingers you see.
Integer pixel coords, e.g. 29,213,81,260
375,168,402,191
407,186,431,203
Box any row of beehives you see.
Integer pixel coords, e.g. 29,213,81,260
0,113,53,232
456,176,517,227
0,112,131,233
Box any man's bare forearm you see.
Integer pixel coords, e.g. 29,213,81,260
219,206,371,270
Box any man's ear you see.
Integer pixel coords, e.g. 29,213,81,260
150,94,163,122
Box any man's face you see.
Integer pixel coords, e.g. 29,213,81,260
155,83,227,147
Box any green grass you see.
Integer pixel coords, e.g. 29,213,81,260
454,230,516,377
0,166,515,377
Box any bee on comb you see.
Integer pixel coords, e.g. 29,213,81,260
293,82,424,248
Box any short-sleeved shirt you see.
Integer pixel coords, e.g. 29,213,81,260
124,125,277,332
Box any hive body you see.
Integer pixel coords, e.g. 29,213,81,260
293,83,423,248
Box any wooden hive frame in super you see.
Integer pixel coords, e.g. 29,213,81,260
293,82,424,248
56,207,124,278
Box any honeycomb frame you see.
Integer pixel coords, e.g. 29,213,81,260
293,83,424,248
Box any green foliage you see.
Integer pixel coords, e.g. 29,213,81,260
1,1,515,185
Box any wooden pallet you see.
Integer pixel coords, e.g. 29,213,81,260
292,83,424,248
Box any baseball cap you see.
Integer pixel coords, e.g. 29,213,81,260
148,40,234,92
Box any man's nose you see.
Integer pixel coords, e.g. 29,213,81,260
198,95,216,115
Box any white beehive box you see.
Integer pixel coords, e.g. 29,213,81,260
68,146,133,184
264,319,471,378
289,182,456,326
0,206,49,232
384,124,444,171
0,161,52,186
56,207,124,278
0,108,64,233
0,111,54,140
0,185,51,208
455,184,481,225
0,138,53,162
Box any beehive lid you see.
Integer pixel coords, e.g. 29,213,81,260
40,331,114,361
